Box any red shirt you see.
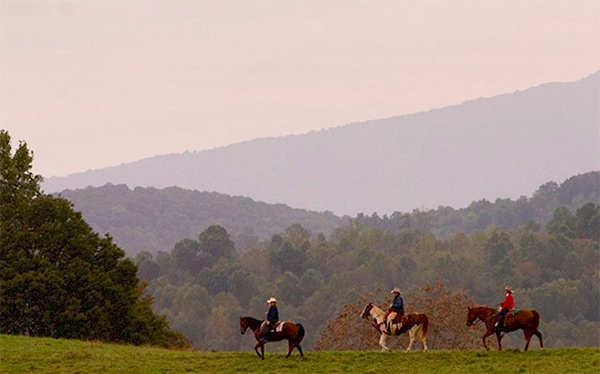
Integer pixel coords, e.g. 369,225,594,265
500,292,514,311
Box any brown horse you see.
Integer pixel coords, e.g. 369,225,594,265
361,302,429,352
239,316,305,359
466,306,543,351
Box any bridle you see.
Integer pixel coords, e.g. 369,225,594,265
363,304,386,331
239,319,250,335
467,317,483,327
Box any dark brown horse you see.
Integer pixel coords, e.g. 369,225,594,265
466,306,543,351
361,302,429,352
239,317,305,359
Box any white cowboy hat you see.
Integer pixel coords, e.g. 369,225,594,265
391,287,401,294
505,285,513,293
267,297,278,304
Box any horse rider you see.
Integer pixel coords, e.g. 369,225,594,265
259,297,279,342
495,285,514,333
385,287,404,333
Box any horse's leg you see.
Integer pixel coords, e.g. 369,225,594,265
254,342,262,358
406,327,416,352
379,333,390,352
406,336,415,352
416,325,426,352
534,330,544,349
286,339,294,358
482,330,494,350
523,330,533,351
296,344,304,357
261,344,265,360
496,332,503,351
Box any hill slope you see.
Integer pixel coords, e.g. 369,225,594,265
43,72,600,215
57,184,345,255
56,172,598,255
1,335,598,374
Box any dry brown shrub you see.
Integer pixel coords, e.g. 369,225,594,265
314,283,485,351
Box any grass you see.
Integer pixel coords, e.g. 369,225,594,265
1,334,599,373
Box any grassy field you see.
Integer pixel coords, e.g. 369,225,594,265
1,334,599,374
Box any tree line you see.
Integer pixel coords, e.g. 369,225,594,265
136,202,599,350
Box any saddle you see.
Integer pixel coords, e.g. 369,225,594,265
384,315,408,334
392,314,408,325
268,321,286,333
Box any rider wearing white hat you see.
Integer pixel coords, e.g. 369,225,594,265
495,286,515,332
386,287,404,333
259,297,279,342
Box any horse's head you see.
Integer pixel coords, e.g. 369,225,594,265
360,302,373,319
239,317,249,335
466,306,477,326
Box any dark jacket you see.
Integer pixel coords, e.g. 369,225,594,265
266,306,279,324
391,295,404,313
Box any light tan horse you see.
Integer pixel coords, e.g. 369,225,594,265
361,302,429,352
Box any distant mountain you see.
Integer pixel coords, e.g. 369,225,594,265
44,72,600,215
57,184,345,256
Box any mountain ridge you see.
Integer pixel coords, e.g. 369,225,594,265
43,71,600,215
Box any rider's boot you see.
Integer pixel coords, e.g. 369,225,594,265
494,321,503,333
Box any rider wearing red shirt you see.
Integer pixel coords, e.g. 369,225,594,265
495,285,514,332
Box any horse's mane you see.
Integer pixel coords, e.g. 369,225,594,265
241,316,264,323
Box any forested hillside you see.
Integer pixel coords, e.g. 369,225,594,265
135,202,599,351
57,185,345,256
356,171,599,238
57,172,598,256
43,72,600,215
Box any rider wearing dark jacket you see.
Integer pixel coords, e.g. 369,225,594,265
267,304,279,324
386,287,404,333
260,297,279,342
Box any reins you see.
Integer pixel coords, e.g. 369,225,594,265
470,318,483,327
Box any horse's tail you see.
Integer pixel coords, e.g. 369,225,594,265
295,323,305,345
420,314,429,340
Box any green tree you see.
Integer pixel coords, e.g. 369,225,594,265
547,206,576,237
574,203,599,240
171,238,203,275
135,251,161,281
199,225,237,262
227,270,257,307
484,231,514,283
269,240,306,275
0,130,188,347
519,279,587,322
284,223,311,251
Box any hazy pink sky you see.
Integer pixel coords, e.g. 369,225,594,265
1,0,598,178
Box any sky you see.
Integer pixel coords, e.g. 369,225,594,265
1,0,599,178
